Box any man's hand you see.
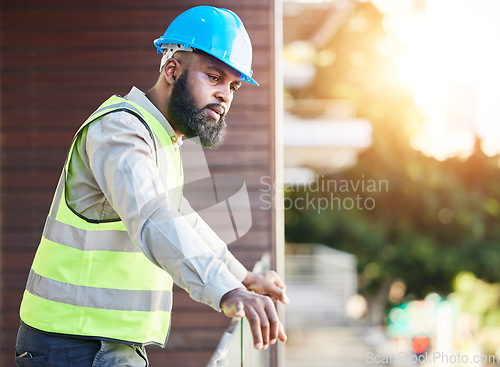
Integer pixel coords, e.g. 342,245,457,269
242,271,290,305
220,288,287,350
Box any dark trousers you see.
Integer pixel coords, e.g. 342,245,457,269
15,323,148,367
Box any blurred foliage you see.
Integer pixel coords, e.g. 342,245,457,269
452,272,500,354
284,2,500,303
453,272,500,328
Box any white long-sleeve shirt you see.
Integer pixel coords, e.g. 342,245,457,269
65,86,247,311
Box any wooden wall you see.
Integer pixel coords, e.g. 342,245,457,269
0,0,278,366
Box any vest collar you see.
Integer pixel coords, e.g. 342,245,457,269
124,86,182,148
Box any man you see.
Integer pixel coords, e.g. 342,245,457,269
15,6,287,366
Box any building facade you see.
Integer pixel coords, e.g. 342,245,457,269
0,1,282,365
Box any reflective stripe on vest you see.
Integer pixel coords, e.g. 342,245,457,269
20,95,182,347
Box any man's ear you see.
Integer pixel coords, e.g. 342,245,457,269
164,58,180,85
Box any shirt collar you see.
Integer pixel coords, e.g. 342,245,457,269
124,86,183,149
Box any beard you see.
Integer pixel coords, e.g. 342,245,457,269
168,71,227,148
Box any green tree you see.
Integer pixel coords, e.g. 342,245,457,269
285,1,500,323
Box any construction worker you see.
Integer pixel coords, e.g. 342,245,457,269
15,6,288,366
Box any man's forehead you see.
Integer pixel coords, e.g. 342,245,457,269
192,52,242,82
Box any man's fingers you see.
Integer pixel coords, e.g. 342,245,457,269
278,321,287,343
246,297,278,350
235,301,245,317
256,297,280,349
244,271,289,305
267,285,289,305
263,272,289,304
266,301,279,345
257,308,270,349
221,288,286,350
264,271,286,290
221,290,248,318
246,307,264,349
275,287,290,305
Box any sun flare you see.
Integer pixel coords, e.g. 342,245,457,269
376,0,500,159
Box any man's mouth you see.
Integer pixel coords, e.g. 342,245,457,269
205,105,225,121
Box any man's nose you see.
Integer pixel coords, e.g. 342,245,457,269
214,85,232,104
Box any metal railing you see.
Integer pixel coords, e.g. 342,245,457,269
285,244,358,326
206,255,272,367
206,316,270,367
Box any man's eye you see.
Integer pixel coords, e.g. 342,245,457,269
208,75,219,82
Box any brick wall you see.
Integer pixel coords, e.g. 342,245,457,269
0,1,278,365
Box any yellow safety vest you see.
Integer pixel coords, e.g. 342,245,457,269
20,95,183,347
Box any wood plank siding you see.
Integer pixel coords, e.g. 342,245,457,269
0,1,279,366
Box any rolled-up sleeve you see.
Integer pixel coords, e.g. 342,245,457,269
85,112,244,311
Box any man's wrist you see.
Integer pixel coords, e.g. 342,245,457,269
220,287,245,308
242,271,256,288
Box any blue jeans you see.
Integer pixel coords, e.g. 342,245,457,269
15,324,149,367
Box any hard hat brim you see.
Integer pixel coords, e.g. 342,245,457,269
154,38,259,86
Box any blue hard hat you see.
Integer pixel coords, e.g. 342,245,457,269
154,6,259,86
